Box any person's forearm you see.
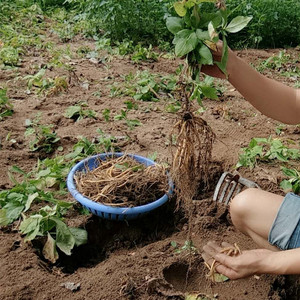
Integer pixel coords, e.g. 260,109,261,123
260,248,300,275
227,51,300,125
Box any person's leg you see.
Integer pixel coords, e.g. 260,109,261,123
229,188,284,251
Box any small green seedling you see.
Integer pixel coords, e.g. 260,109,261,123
114,109,141,130
102,108,111,122
0,88,13,120
25,115,61,154
24,69,68,96
131,44,159,62
65,102,97,121
171,240,198,255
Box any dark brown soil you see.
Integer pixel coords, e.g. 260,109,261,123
1,36,300,300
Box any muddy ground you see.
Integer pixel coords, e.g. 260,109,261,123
1,34,300,299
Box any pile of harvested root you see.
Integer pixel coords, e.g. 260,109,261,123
74,155,168,207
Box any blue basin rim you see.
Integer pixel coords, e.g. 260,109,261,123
67,152,173,216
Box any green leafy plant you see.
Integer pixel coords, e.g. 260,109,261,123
0,46,20,66
66,130,119,160
25,115,61,154
0,165,69,227
114,109,141,130
171,240,198,255
24,69,68,96
190,75,220,106
0,88,13,120
131,44,159,62
111,70,179,103
82,0,172,45
167,0,252,76
257,51,292,72
0,128,125,261
34,156,71,190
20,204,87,263
0,177,40,227
226,0,300,48
102,108,111,122
64,102,97,121
280,167,300,194
237,137,300,169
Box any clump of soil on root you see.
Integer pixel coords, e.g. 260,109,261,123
74,155,169,207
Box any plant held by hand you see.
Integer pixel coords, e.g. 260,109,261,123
166,0,252,76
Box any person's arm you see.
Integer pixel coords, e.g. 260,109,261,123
202,241,300,279
202,46,300,125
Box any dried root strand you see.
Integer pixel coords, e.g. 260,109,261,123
205,243,242,282
75,155,168,207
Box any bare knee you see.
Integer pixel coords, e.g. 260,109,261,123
230,188,258,232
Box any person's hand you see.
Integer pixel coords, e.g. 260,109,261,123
201,41,234,79
202,241,273,279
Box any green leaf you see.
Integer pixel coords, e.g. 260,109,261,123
0,209,9,226
213,273,229,282
282,167,298,178
175,30,198,57
196,29,210,41
215,35,228,76
174,2,187,17
280,180,293,192
201,86,218,100
126,119,142,129
20,215,42,241
69,227,88,246
24,127,35,137
208,21,218,40
185,0,196,9
64,106,81,118
166,17,183,34
148,151,158,162
3,201,25,223
170,241,177,248
225,16,252,33
43,233,59,263
24,193,39,212
198,44,213,65
185,293,216,300
293,183,300,194
51,216,75,256
10,166,27,175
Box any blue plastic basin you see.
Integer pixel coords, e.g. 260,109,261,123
67,152,173,221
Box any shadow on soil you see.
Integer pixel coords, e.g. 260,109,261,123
57,200,186,273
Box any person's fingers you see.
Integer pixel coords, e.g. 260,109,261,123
202,252,214,266
214,263,240,280
215,252,236,269
207,240,223,252
203,241,222,260
221,241,233,248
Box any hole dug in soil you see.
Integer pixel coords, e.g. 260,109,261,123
54,201,186,273
162,260,297,300
195,161,223,200
163,261,204,293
